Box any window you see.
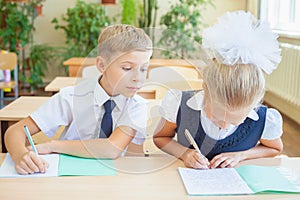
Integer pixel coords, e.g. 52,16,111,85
260,0,300,36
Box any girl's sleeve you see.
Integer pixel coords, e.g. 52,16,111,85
159,89,182,123
261,108,283,140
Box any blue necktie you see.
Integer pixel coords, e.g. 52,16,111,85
100,100,116,138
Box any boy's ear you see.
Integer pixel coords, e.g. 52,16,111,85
96,56,105,73
202,82,207,93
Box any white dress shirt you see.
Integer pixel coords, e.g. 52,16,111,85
31,78,147,145
160,89,283,140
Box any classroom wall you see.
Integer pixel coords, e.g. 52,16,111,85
34,0,248,45
32,0,247,81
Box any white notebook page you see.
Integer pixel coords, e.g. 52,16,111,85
178,167,253,195
0,154,59,178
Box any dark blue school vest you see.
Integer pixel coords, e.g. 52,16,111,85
175,90,267,160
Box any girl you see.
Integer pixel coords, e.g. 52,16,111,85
153,11,283,169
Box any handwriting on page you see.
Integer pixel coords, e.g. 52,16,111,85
178,167,253,195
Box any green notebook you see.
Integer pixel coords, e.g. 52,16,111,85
178,165,300,196
58,154,116,176
0,154,116,177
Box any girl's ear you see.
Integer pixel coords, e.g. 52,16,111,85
96,56,105,73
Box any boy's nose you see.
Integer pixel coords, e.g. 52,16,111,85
132,70,145,82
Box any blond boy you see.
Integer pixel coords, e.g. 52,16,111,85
5,24,153,175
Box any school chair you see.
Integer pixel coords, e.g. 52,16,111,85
164,79,203,91
143,99,167,156
143,79,203,99
147,58,203,79
0,52,18,108
147,66,200,83
124,100,167,157
82,65,101,78
146,60,203,95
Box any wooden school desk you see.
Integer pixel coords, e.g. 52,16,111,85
1,154,300,200
63,57,202,78
44,77,202,100
0,96,51,152
63,57,96,77
44,76,158,99
0,97,161,153
44,77,84,94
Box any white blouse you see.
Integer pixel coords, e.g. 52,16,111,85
160,89,283,140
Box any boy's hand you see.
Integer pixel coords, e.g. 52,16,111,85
27,142,53,154
210,152,245,168
183,149,210,169
15,151,49,175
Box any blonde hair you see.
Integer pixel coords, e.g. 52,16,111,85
98,24,152,62
203,61,265,110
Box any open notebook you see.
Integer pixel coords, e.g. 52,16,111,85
178,165,300,196
0,154,116,177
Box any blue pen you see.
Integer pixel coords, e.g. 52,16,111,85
24,125,38,155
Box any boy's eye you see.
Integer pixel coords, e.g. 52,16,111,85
122,66,132,71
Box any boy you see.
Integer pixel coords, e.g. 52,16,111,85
5,24,153,175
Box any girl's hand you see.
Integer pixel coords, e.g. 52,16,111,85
210,152,245,168
183,149,210,169
15,151,48,175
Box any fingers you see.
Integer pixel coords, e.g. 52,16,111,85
184,151,242,169
15,152,39,175
15,152,48,175
210,154,238,168
31,154,48,173
194,154,210,169
184,150,210,169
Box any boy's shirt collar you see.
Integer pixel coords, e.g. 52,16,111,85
94,76,126,110
186,90,259,121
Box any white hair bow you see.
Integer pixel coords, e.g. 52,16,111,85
202,11,281,74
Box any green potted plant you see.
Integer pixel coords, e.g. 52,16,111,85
138,0,158,43
26,0,46,18
121,0,137,25
158,0,214,59
0,0,59,93
52,0,111,58
0,0,46,51
0,2,33,52
21,44,64,91
34,4,43,16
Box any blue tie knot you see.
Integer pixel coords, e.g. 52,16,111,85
103,100,116,114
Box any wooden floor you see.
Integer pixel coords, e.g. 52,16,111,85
281,114,300,156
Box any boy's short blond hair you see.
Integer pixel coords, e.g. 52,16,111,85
203,61,265,110
98,24,152,62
